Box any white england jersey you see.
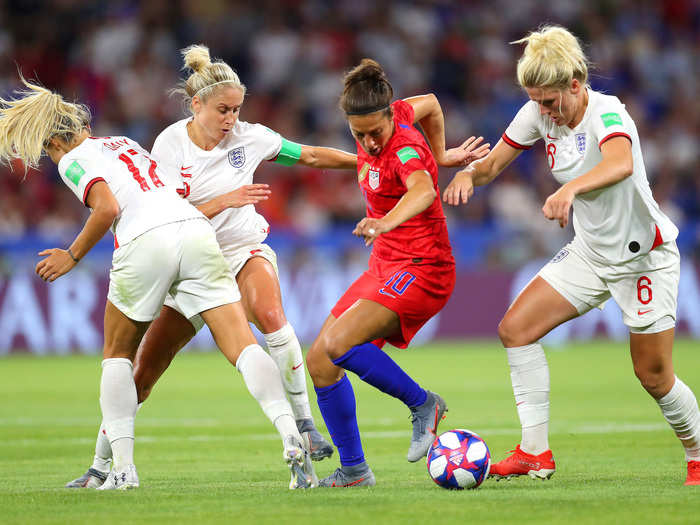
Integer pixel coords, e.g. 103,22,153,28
151,118,283,249
58,136,203,246
502,89,678,264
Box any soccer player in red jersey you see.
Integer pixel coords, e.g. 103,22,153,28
305,59,489,487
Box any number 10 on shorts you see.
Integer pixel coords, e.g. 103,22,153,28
380,271,416,297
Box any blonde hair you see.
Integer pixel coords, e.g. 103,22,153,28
511,26,589,89
172,44,246,113
0,76,90,169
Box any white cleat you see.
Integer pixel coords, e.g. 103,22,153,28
96,464,139,490
300,431,319,487
284,436,313,489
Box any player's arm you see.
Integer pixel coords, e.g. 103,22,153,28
272,136,357,170
35,181,119,282
195,184,271,219
442,139,523,206
404,94,490,168
542,136,633,228
353,170,435,246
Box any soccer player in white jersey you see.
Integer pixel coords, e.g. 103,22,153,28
443,26,700,486
0,77,317,490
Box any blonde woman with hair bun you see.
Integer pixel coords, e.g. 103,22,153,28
444,25,700,485
1,76,315,490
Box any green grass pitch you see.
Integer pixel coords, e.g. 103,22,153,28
2,340,700,524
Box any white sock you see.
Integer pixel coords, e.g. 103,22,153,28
90,402,142,472
506,343,550,455
264,323,313,421
90,422,112,472
657,376,700,461
236,344,301,441
100,358,137,470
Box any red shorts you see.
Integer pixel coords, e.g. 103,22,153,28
331,257,455,349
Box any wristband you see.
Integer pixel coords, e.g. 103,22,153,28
67,248,80,263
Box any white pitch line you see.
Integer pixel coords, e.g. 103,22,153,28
2,422,670,448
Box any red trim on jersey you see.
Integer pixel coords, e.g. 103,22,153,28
502,133,532,150
651,224,664,251
598,132,631,149
114,236,119,249
82,177,106,205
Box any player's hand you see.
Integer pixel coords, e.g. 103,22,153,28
442,169,475,206
542,185,575,228
438,136,490,168
35,249,77,282
222,184,271,208
353,217,389,246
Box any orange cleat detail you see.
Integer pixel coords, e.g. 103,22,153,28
685,460,700,486
489,444,556,480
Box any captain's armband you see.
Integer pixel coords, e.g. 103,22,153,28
273,138,302,166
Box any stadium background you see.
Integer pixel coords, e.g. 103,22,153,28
0,0,698,353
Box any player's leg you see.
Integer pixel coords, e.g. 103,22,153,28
236,253,332,460
68,305,196,488
95,300,150,490
630,327,700,485
490,276,579,480
200,301,314,488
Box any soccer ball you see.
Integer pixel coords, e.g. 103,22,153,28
426,429,490,490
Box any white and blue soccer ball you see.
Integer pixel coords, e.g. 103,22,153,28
426,429,490,490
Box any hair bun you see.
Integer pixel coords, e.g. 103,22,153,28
182,44,212,73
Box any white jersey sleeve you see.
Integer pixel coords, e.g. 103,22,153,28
247,123,283,161
502,101,543,150
58,155,105,206
588,97,633,149
151,127,188,193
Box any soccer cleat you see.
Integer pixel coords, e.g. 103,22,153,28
284,436,313,489
489,445,556,480
65,468,108,488
300,432,319,487
96,464,139,490
685,460,700,486
318,466,376,488
407,391,448,462
297,418,334,461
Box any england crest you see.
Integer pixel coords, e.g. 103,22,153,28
575,133,586,155
369,168,380,190
228,147,245,168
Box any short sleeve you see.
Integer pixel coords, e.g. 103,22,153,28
590,101,633,149
393,144,430,185
251,124,283,161
393,99,415,127
502,101,542,150
58,156,104,206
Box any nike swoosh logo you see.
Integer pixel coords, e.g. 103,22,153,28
292,362,303,370
378,289,396,298
180,165,193,171
638,309,653,315
332,477,365,487
546,134,558,140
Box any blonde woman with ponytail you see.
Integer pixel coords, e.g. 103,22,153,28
0,77,316,490
444,26,700,485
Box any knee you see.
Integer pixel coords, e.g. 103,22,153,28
254,306,286,334
633,364,674,399
498,315,528,348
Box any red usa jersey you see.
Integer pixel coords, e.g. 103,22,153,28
57,136,202,246
356,99,454,265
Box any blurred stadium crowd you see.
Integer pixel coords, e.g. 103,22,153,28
0,0,698,268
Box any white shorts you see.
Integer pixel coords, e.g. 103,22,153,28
538,238,679,333
108,219,238,322
164,242,278,331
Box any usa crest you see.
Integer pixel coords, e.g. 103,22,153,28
228,147,245,168
369,168,380,190
575,133,586,155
